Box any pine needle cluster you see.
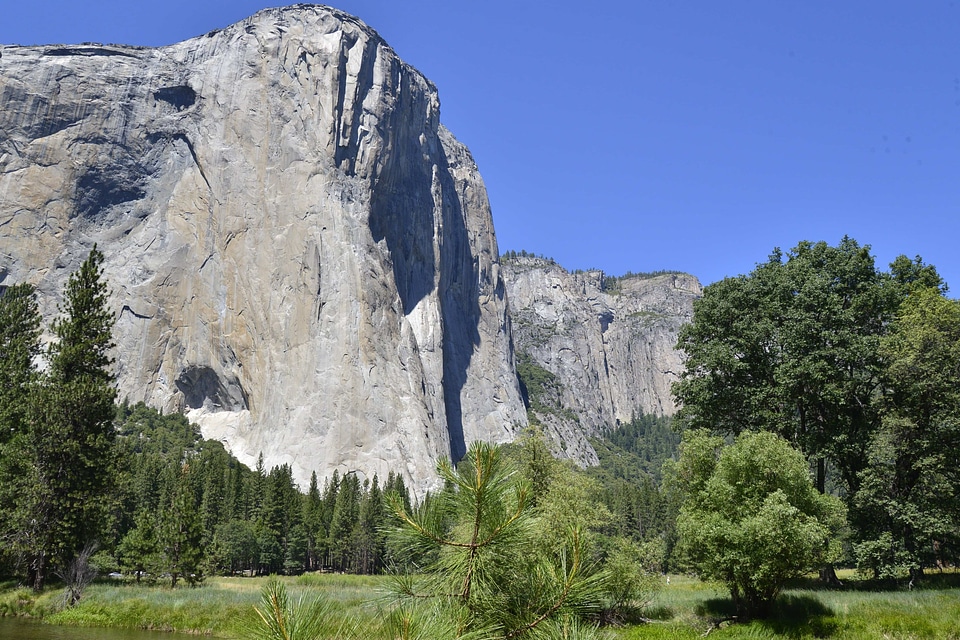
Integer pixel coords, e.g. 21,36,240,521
384,441,610,639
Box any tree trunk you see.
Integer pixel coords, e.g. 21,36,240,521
816,457,826,495
30,552,46,592
819,564,842,586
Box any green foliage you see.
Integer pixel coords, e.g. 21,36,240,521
211,520,259,575
501,249,557,264
109,400,407,582
673,238,894,497
601,538,663,619
0,255,411,586
245,578,355,640
117,510,161,582
387,441,612,638
0,283,41,444
600,270,685,295
854,287,960,577
671,237,960,578
159,462,204,587
516,352,562,414
670,430,846,619
584,416,680,568
0,247,120,591
593,415,679,484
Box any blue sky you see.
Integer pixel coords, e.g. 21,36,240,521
3,2,958,288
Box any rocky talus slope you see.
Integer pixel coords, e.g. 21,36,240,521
502,257,701,462
0,6,526,492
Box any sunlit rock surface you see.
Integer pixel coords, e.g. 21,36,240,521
502,257,701,462
0,5,526,492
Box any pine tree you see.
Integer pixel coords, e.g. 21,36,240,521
328,473,360,572
0,283,41,443
304,471,322,570
160,462,204,587
387,442,608,638
118,510,161,583
0,284,42,572
8,247,119,590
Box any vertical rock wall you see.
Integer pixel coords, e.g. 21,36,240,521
0,6,526,492
502,257,701,462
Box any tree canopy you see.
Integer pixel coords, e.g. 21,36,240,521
672,236,959,579
0,247,121,590
669,430,846,619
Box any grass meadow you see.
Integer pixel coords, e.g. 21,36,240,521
2,569,959,638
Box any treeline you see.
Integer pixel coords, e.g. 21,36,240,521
500,249,557,263
588,415,681,566
0,247,415,589
600,270,685,294
108,402,413,584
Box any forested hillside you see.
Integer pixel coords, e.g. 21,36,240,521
111,402,412,582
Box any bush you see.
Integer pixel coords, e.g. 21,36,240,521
668,430,846,619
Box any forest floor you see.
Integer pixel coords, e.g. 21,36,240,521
1,569,958,638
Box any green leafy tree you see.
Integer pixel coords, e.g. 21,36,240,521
855,287,960,578
673,238,894,497
211,519,259,575
669,430,846,619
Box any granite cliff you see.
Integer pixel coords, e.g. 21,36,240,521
0,5,526,492
502,256,701,462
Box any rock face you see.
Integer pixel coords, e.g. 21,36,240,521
502,257,701,462
0,5,526,492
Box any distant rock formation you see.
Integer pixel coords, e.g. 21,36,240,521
502,256,701,463
0,5,527,493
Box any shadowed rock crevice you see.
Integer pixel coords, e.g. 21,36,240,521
153,85,196,110
176,365,249,413
43,47,140,58
437,149,481,463
368,58,436,316
75,163,148,220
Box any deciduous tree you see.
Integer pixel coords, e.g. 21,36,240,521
855,287,960,577
669,430,846,619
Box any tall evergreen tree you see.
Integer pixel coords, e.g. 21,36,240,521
160,462,204,587
0,284,42,574
7,247,119,589
0,283,41,442
328,473,360,572
304,471,322,571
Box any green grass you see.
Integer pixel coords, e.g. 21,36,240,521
5,575,384,637
3,570,959,639
616,570,960,639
